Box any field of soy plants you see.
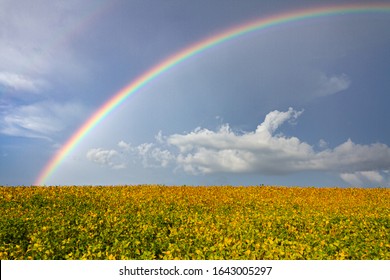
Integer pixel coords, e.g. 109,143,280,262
0,185,389,260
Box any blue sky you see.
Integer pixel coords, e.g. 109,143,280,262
1,0,390,187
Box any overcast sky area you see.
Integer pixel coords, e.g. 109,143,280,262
1,0,390,187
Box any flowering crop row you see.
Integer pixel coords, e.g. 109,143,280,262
0,185,389,259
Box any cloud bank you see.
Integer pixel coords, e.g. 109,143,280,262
87,108,390,186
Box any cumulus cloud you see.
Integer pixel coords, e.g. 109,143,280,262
86,148,124,168
318,139,328,149
85,108,390,187
166,108,312,174
314,73,351,97
118,140,131,152
124,141,174,168
340,171,387,187
0,101,85,140
164,108,390,179
87,140,174,169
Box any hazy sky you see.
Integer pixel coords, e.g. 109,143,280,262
1,0,390,187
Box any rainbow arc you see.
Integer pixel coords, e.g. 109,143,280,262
35,3,390,185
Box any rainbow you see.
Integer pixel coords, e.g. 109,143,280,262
35,3,390,185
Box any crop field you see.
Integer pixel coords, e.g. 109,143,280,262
0,185,389,260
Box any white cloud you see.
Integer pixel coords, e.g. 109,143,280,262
163,108,390,176
340,172,364,186
166,108,313,174
149,148,175,168
314,73,351,97
316,140,390,172
0,72,46,92
0,101,85,140
155,130,165,144
340,171,387,187
86,108,390,183
86,148,121,168
360,171,383,184
261,107,303,133
134,143,174,168
318,139,328,149
87,140,175,169
118,140,131,152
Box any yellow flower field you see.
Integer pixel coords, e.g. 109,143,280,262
0,185,389,260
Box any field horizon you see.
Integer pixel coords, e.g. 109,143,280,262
1,185,389,260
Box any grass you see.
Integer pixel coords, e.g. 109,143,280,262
0,185,389,259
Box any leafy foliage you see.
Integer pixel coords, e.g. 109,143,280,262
0,186,389,259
